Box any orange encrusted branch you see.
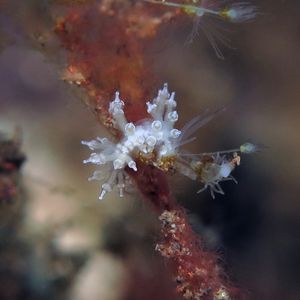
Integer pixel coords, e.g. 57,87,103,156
55,1,238,299
55,1,172,125
156,209,236,300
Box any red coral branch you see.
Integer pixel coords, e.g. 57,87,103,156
54,1,238,299
156,209,237,300
55,1,169,125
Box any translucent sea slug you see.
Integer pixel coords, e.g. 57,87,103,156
82,84,257,199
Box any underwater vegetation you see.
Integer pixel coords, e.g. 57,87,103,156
54,1,259,298
8,1,300,300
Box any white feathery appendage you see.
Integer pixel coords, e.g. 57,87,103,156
109,92,128,132
98,169,131,200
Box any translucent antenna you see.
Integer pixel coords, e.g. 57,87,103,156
179,142,262,157
179,107,226,145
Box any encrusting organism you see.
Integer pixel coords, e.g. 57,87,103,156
82,83,258,200
156,209,234,300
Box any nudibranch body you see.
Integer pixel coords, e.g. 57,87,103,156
82,84,257,200
82,84,186,199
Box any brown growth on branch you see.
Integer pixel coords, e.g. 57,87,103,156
156,209,236,300
55,1,173,125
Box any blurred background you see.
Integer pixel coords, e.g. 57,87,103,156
0,0,300,299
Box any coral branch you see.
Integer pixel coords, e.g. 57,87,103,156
55,1,171,125
54,1,245,299
156,209,235,300
127,161,176,211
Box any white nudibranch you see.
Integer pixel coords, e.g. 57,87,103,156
82,84,186,200
82,83,258,200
